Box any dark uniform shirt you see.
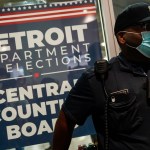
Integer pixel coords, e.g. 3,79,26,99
62,53,150,150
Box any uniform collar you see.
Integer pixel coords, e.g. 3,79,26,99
118,53,147,76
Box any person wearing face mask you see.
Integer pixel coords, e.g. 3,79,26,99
115,3,150,71
52,3,150,150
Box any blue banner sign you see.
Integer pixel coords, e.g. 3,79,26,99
0,0,102,148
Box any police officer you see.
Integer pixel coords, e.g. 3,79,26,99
52,3,150,150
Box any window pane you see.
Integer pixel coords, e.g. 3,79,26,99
0,0,108,150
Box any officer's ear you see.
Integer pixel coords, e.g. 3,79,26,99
116,32,126,45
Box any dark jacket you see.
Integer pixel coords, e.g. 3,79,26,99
63,53,150,150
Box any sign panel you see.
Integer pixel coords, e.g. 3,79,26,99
0,0,102,148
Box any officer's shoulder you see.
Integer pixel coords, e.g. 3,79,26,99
82,56,118,79
108,56,119,65
81,67,95,79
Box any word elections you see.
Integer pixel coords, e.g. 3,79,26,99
1,43,90,72
0,24,88,51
